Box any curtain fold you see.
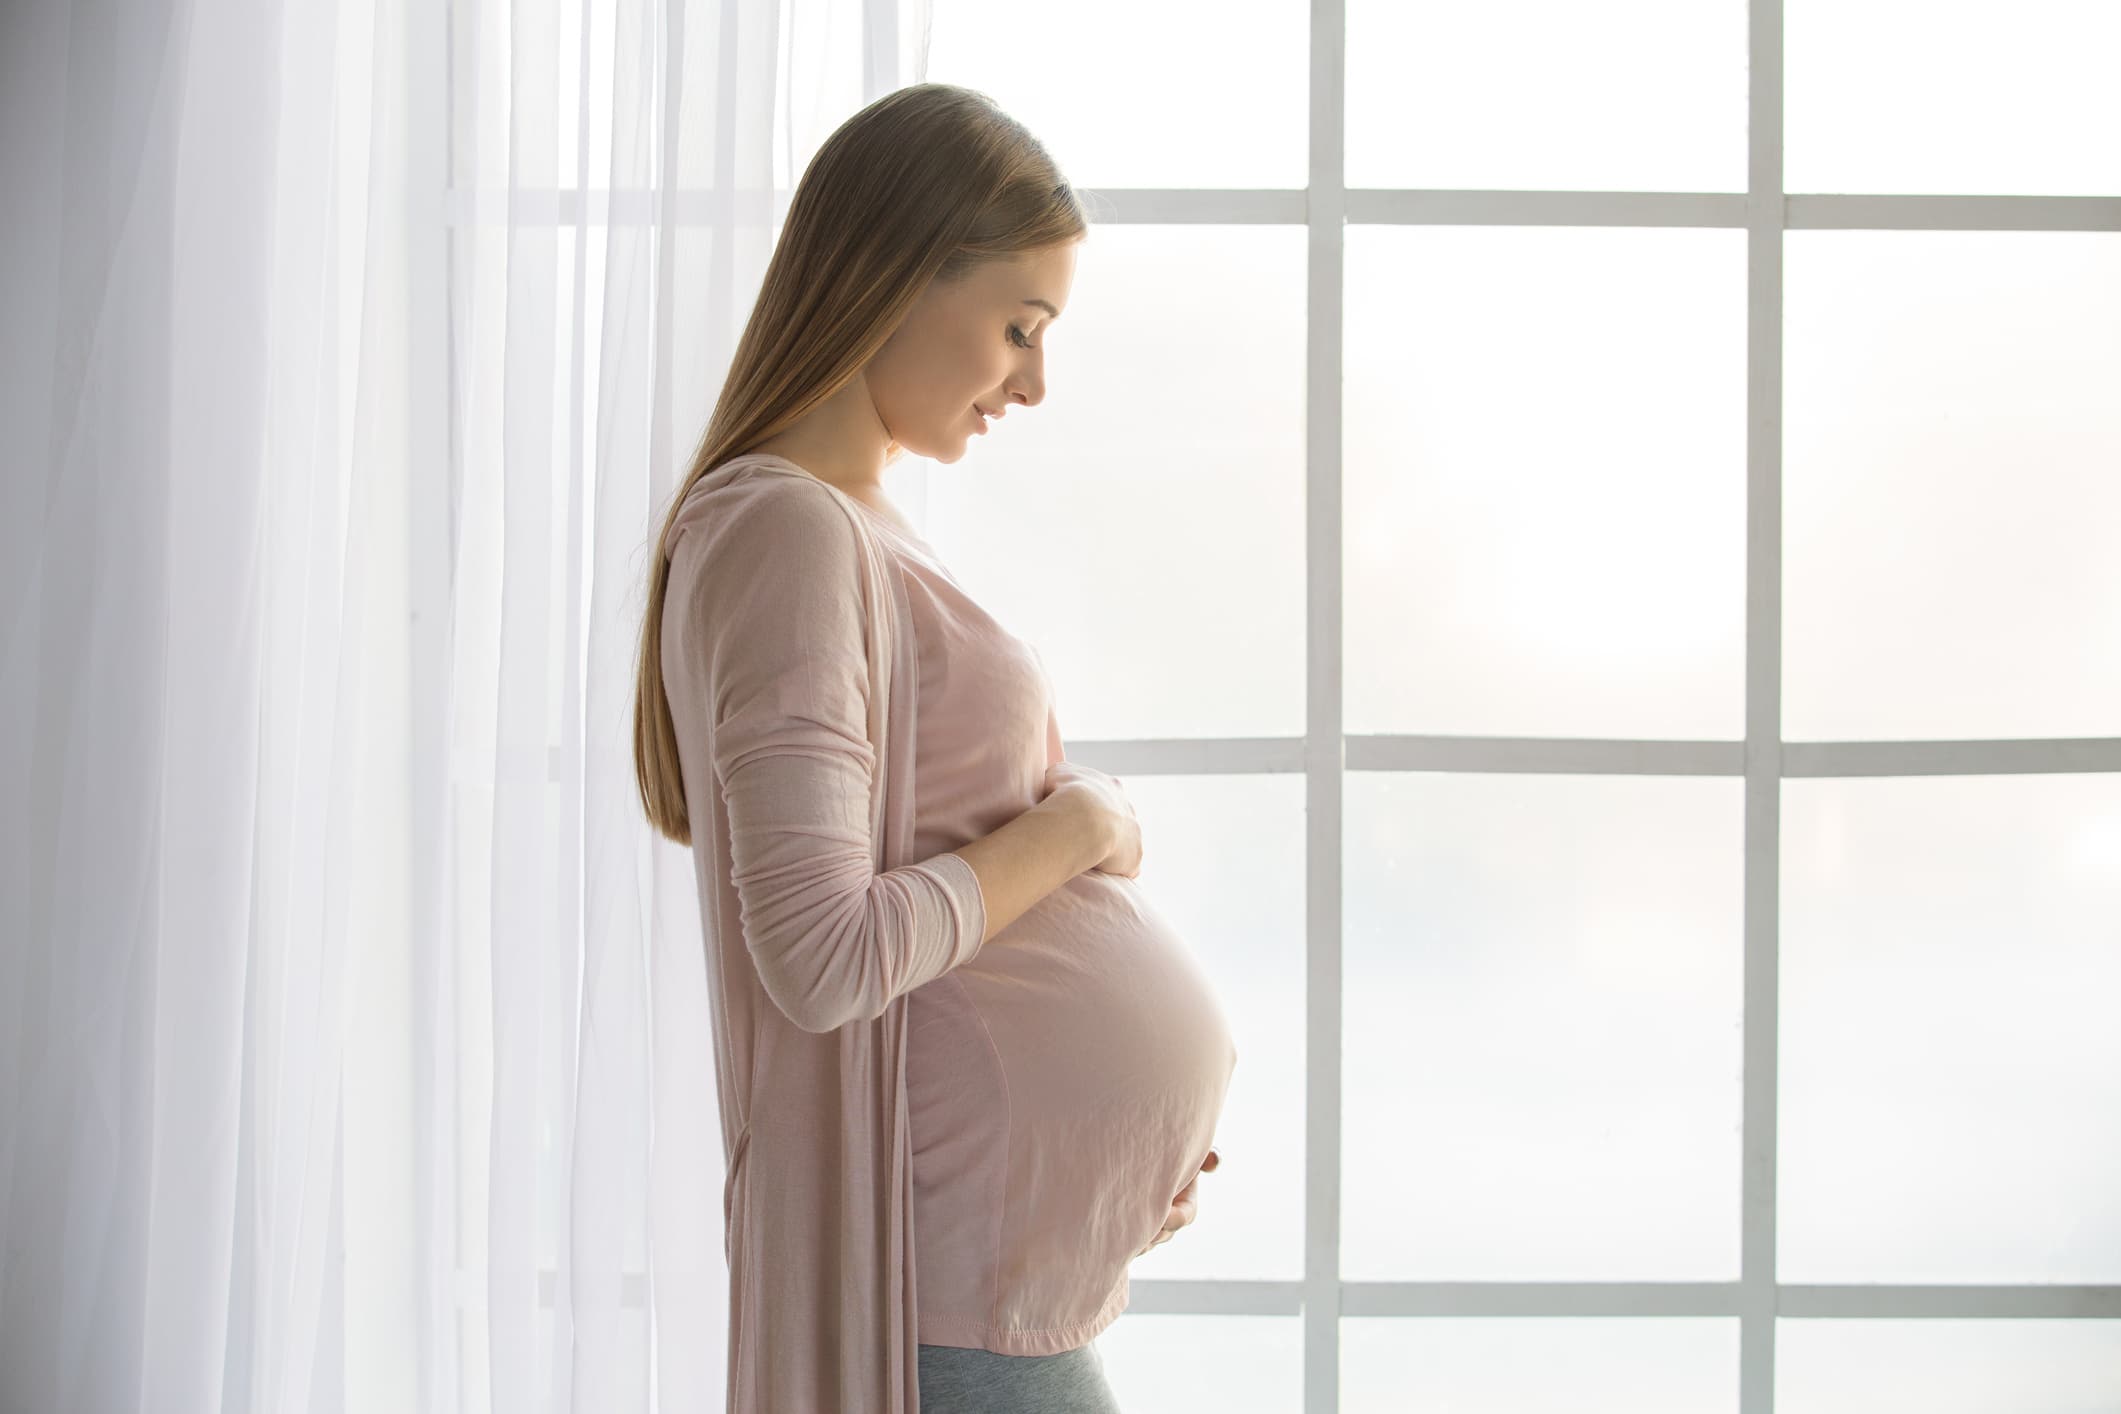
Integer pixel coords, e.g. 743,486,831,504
1,0,930,1409
3,0,383,1408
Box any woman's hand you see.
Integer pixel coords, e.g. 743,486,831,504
1136,1147,1221,1256
1040,762,1141,878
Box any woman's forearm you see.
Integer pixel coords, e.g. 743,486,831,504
949,799,1108,946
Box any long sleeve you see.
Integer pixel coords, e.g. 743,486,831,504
669,477,987,1034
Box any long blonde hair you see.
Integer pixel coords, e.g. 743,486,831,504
633,83,1089,845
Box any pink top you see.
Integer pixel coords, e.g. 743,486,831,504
851,496,1238,1355
659,452,1235,1410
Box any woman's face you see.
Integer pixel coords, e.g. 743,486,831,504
865,242,1079,462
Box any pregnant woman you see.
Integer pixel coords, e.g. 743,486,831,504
632,84,1237,1413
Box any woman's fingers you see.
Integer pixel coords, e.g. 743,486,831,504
1140,1203,1186,1255
1141,1155,1224,1256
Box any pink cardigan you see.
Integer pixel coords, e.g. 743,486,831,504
660,454,997,1412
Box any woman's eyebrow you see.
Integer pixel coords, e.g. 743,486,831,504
1022,298,1059,318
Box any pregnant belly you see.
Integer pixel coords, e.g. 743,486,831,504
905,871,1237,1345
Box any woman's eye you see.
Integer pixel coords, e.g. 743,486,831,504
1008,324,1039,350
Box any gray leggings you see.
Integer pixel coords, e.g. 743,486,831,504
915,1339,1123,1413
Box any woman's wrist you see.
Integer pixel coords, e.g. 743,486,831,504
1036,790,1108,876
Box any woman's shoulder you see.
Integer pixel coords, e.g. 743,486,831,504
673,459,864,563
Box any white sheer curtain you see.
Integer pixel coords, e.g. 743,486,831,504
1,0,928,1409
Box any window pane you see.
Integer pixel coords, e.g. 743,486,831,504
1777,1319,2121,1412
1783,231,2121,742
908,226,1308,743
925,0,1308,189
1343,1318,1739,1413
1345,226,1749,742
1118,774,1306,1283
1098,1315,1303,1412
1345,0,1748,193
1779,775,2121,1283
1344,773,1745,1280
1786,0,2121,197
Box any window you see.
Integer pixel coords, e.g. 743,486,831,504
438,0,2121,1407
917,1,2121,1410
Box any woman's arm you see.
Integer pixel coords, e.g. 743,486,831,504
948,794,1108,946
672,478,989,1033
